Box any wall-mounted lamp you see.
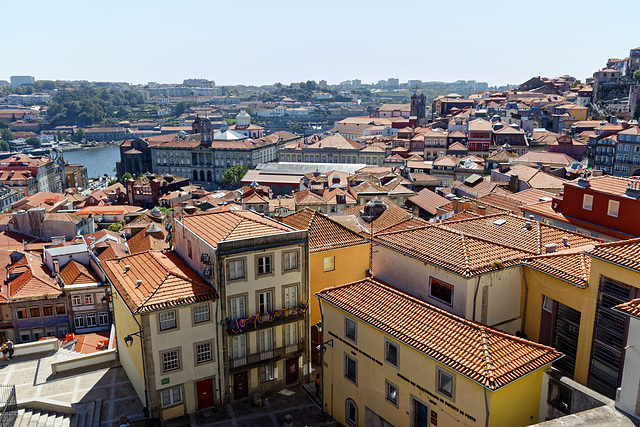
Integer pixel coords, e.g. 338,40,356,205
316,339,333,353
124,331,143,347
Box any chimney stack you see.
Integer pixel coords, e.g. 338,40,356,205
562,237,570,247
544,243,557,254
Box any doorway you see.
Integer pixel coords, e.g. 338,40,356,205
286,358,299,385
196,378,214,410
233,371,248,400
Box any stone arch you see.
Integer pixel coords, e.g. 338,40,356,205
200,170,205,182
207,170,212,182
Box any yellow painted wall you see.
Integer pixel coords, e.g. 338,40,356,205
111,284,145,403
489,368,546,427
521,266,597,385
162,403,184,420
310,244,369,326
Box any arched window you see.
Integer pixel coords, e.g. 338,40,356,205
200,170,205,182
207,170,212,182
345,399,357,426
193,170,198,181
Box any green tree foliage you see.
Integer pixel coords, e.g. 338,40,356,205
0,120,8,129
73,128,85,142
108,220,125,232
121,172,133,184
0,141,9,151
107,179,118,186
24,137,41,148
174,101,196,116
56,130,63,142
47,85,144,127
221,164,248,187
0,129,13,141
634,69,640,80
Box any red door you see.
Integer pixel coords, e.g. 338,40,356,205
286,358,298,385
196,378,214,410
233,371,248,400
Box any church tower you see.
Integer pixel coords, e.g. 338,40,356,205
200,116,213,147
411,88,426,120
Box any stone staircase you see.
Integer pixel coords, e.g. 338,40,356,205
15,399,101,427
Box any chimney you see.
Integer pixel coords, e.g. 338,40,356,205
135,279,142,288
509,174,519,193
544,243,557,254
124,265,130,273
23,240,28,251
53,260,59,274
562,237,571,247
477,205,486,215
452,197,462,213
524,221,532,230
529,215,535,221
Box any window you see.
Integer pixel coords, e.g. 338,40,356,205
159,311,177,331
42,306,53,316
429,278,453,306
437,367,455,400
230,296,246,320
257,255,272,275
324,256,335,272
283,251,298,271
344,354,357,385
20,330,30,342
346,399,358,426
30,307,40,318
72,295,82,306
260,364,275,382
74,314,85,328
187,240,192,259
84,294,94,305
232,335,247,362
86,313,97,327
284,286,298,308
385,339,399,367
385,380,399,406
98,312,109,325
608,200,620,217
582,194,593,211
229,259,245,280
161,387,182,408
345,317,357,343
56,305,66,315
543,296,554,313
258,291,273,315
194,304,210,323
195,341,213,364
162,349,180,372
17,308,26,319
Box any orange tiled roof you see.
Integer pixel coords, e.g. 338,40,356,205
342,199,413,234
566,175,638,197
587,238,640,272
7,252,61,301
614,298,640,319
282,209,366,252
180,209,293,248
127,224,168,254
316,278,562,390
103,251,217,313
525,246,594,288
407,189,450,215
59,260,100,285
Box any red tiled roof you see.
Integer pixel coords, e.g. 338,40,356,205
316,278,562,390
406,189,450,215
180,209,293,248
525,246,594,288
7,252,61,301
103,251,218,313
59,260,100,285
587,238,640,272
566,175,638,197
614,298,640,319
127,224,168,254
282,209,366,252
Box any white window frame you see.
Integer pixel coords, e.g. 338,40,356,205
86,313,97,327
229,259,245,280
608,200,620,217
98,312,109,325
257,255,272,275
283,251,298,271
195,341,213,364
84,294,94,305
230,296,246,320
193,303,210,324
161,386,182,408
162,349,180,372
543,296,554,313
284,285,298,308
258,291,273,315
72,295,82,306
260,364,275,382
346,399,358,426
324,256,335,272
345,316,357,343
159,310,177,331
74,314,84,328
582,194,593,211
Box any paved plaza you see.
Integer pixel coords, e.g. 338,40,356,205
0,350,144,427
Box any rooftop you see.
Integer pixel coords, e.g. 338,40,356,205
316,278,562,390
282,209,367,253
588,238,640,273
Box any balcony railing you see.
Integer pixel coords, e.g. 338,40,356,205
229,341,305,371
225,302,308,334
0,385,16,427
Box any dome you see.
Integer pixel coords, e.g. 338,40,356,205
236,110,251,126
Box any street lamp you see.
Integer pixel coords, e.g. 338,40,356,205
124,331,143,347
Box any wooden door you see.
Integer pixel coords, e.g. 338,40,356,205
196,378,214,410
286,358,298,385
233,371,248,400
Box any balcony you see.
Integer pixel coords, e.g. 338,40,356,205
225,303,308,334
229,341,305,371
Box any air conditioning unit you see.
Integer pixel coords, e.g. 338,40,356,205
201,253,210,264
203,267,212,278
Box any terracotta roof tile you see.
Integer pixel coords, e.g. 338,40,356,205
587,238,640,272
103,251,217,313
59,260,100,285
342,199,413,234
282,209,367,252
407,189,452,215
7,252,61,301
525,247,594,288
316,278,562,390
614,298,640,319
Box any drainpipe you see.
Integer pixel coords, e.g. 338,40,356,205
132,314,150,418
215,293,222,406
484,387,490,427
521,267,529,336
472,276,481,321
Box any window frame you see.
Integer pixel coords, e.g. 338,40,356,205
71,295,82,306
323,256,335,272
344,316,357,344
260,363,275,382
344,353,358,386
385,379,399,407
56,304,66,315
194,340,214,365
345,399,358,426
42,305,53,316
385,338,399,368
98,312,109,325
283,284,299,309
161,348,181,373
160,386,182,408
158,310,178,332
429,277,454,306
436,367,456,401
193,303,210,324
257,289,274,315
227,258,246,282
74,314,85,328
29,306,40,318
256,254,273,276
282,250,299,272
229,295,247,320
582,194,593,211
84,294,94,305
16,307,26,319
607,199,620,217
86,313,97,327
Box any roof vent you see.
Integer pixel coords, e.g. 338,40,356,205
524,221,532,230
562,236,571,247
577,176,590,188
625,178,640,199
544,243,557,254
528,215,535,221
124,265,130,273
135,279,142,288
492,219,507,226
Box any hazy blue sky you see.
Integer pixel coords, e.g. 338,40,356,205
3,0,639,87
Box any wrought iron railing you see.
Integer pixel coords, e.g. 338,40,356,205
0,385,17,427
230,341,305,370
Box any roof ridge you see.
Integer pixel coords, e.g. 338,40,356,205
460,234,472,275
480,328,496,389
579,253,589,283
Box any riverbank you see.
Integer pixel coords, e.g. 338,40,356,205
56,141,121,152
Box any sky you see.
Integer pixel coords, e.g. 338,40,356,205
3,0,639,87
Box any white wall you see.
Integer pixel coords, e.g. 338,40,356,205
616,316,640,417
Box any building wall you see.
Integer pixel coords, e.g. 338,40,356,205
616,316,640,418
309,244,369,326
489,368,546,426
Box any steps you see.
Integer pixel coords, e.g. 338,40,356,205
15,398,101,427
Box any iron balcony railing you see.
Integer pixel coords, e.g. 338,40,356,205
0,385,17,427
230,341,305,370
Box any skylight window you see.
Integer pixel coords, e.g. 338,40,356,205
492,219,507,226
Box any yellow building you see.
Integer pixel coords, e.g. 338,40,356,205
316,278,562,427
282,208,369,363
522,238,640,398
104,250,219,420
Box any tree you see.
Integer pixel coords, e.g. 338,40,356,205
10,113,15,122
73,128,85,142
107,179,118,186
0,141,9,151
108,221,125,232
0,129,13,141
0,120,8,129
120,172,133,184
25,137,41,148
634,69,640,80
221,164,248,187
56,130,63,142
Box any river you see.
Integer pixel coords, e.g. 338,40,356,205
61,145,121,179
